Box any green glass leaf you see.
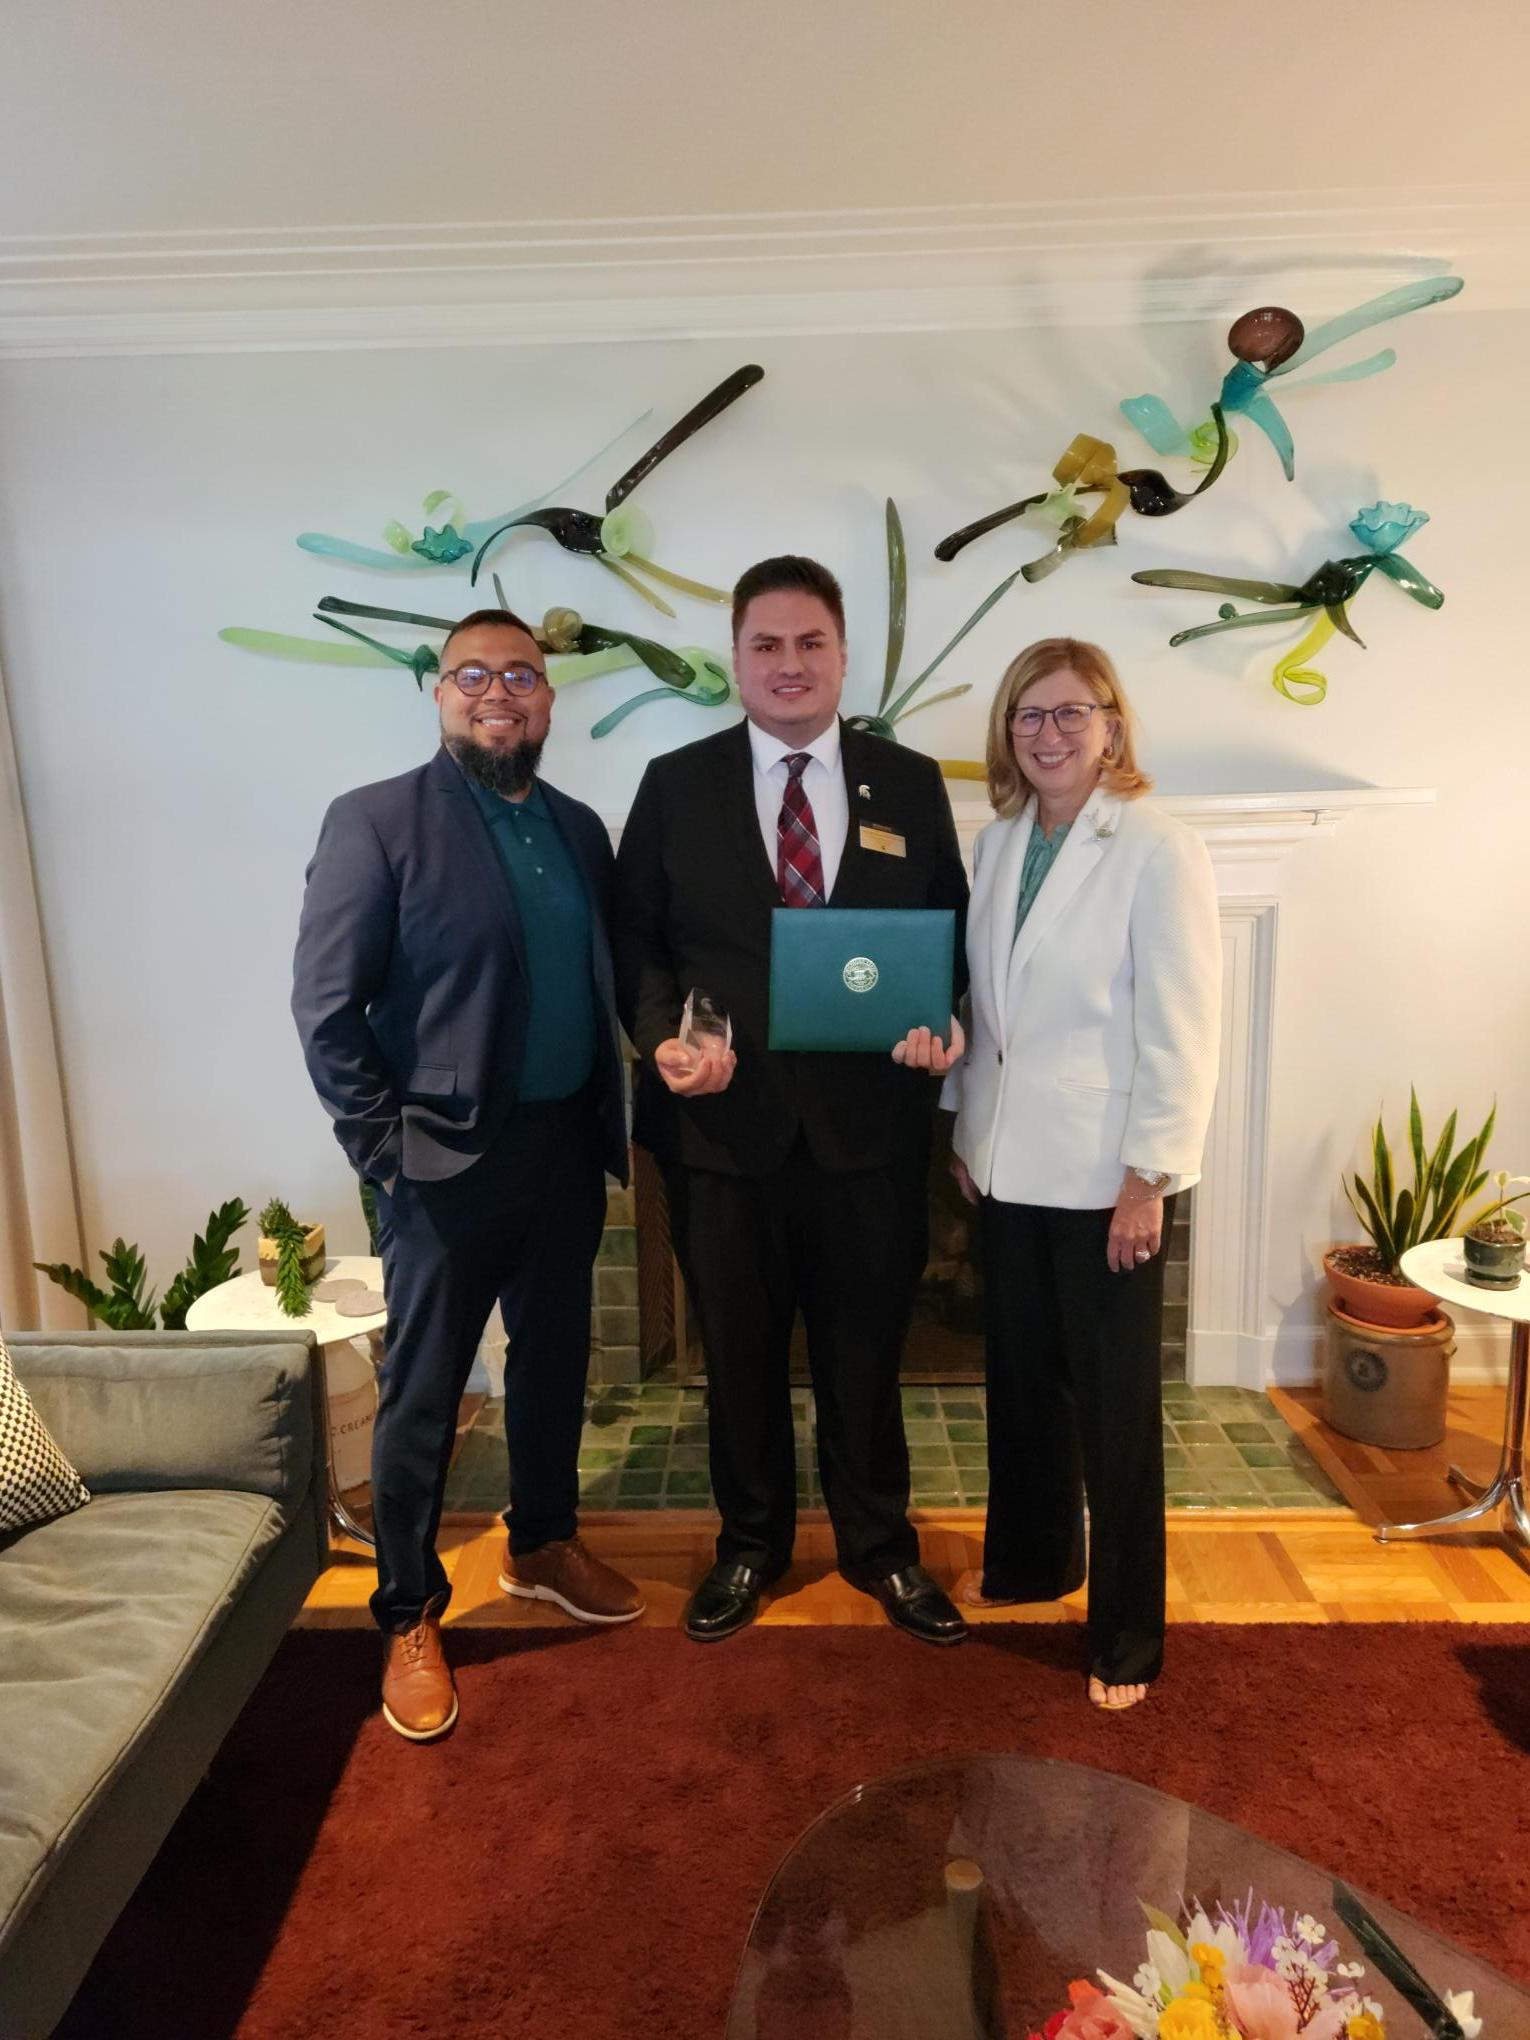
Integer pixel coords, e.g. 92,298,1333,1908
882,570,1021,725
1166,603,1313,648
893,683,972,725
219,628,398,668
1133,571,1305,604
934,492,1049,564
587,651,731,737
316,596,457,631
545,646,639,689
604,364,764,512
1281,277,1464,376
595,553,676,617
880,498,907,714
382,521,414,555
1325,602,1365,648
1373,550,1445,609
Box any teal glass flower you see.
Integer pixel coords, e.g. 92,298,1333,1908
1350,502,1428,555
411,525,474,565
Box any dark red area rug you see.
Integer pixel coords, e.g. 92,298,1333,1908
58,1623,1530,2039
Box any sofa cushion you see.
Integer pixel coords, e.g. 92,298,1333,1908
0,1486,287,1933
0,1331,89,1536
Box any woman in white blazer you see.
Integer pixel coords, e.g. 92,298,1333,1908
942,638,1220,1711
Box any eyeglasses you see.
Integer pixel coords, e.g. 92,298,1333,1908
1009,702,1106,737
442,663,546,697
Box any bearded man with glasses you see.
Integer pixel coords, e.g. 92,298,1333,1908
293,607,641,1743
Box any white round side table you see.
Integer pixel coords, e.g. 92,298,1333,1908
1375,1239,1530,1566
187,1256,386,1548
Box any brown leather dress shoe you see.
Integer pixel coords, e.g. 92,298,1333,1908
380,1614,459,1742
498,1536,645,1624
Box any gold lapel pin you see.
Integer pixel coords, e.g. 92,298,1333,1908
858,784,872,799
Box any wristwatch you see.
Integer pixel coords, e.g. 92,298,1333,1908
1129,1167,1169,1189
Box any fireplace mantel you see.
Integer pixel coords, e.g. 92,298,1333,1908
947,785,1438,897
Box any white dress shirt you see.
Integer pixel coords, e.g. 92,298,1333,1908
747,718,849,900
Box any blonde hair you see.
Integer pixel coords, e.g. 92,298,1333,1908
985,637,1153,818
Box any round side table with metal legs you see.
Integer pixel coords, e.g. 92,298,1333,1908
1374,1239,1530,1567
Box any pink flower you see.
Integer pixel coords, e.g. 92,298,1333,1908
1047,1980,1136,2040
1221,1964,1347,2040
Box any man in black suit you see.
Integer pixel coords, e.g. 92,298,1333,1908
614,556,969,1645
293,607,642,1743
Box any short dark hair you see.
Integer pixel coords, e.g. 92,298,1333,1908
440,606,541,668
731,556,845,643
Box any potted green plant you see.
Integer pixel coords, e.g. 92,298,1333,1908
256,1198,322,1318
1322,1093,1490,1449
1327,1093,1494,1327
1462,1171,1529,1289
35,1200,250,1328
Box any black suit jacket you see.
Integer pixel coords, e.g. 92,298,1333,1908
613,719,968,1176
292,746,628,1187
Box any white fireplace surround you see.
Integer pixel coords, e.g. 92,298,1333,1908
602,783,1438,1390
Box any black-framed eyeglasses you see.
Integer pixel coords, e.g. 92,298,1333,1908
1009,702,1106,737
442,662,546,697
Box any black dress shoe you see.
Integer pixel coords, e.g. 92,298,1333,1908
684,1561,775,1642
864,1564,968,1645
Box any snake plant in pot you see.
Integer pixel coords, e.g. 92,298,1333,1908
1323,1093,1491,1449
1329,1092,1493,1328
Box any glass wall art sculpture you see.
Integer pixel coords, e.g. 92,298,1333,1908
1133,500,1442,704
1121,276,1463,481
221,368,763,734
468,364,764,615
934,410,1230,578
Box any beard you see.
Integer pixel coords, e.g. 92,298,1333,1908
445,729,545,799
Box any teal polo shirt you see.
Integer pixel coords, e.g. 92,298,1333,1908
468,777,597,1102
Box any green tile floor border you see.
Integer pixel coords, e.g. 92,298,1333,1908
440,1384,1346,1515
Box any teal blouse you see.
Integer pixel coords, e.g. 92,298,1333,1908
1013,819,1070,936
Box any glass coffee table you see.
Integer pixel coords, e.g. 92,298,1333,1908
726,1755,1526,2037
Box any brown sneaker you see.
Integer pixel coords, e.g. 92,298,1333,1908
498,1536,645,1624
380,1614,459,1742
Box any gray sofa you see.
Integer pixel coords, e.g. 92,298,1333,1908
0,1330,327,2039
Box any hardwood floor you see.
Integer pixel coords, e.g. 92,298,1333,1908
299,1384,1530,1631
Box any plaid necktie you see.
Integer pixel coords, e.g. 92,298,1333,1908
777,752,826,907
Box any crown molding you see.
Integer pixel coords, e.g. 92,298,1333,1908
0,187,1522,358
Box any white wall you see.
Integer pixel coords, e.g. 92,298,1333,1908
1,307,1525,1365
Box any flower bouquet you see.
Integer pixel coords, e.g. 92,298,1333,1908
1028,1894,1483,2038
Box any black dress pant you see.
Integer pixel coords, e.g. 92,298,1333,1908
663,1135,926,1581
368,1092,606,1632
978,1195,1176,1687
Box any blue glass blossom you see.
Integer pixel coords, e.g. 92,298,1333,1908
1350,502,1429,555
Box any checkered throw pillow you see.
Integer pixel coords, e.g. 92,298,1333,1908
0,1330,90,1535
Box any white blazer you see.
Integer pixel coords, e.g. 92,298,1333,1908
943,787,1221,1209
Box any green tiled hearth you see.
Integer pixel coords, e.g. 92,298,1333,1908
442,1383,1345,1515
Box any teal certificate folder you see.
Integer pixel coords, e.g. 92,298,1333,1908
768,908,955,1051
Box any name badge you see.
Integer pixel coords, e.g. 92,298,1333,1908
859,823,907,858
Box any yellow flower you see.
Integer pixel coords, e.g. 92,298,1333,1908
1182,1981,1214,2002
1158,2000,1222,2040
1190,1944,1225,1996
1346,2015,1386,2040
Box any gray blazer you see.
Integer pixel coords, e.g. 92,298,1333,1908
292,746,628,1186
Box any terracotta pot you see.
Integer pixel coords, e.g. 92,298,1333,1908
258,1222,326,1288
1322,1247,1436,1330
1323,1301,1454,1450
